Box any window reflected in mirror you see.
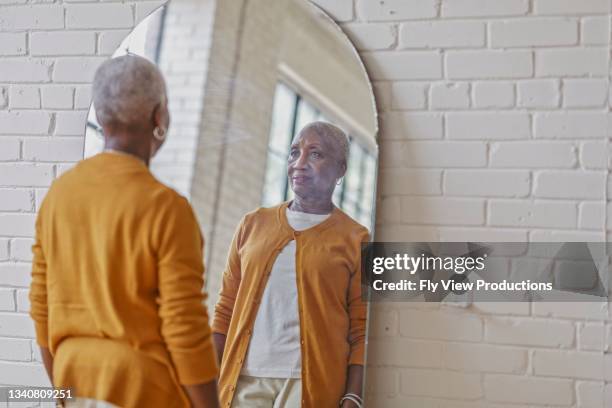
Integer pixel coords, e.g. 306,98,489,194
263,82,377,228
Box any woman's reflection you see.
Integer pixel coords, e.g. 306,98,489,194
212,121,369,408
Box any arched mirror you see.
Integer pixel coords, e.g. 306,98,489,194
85,0,378,298
84,0,378,404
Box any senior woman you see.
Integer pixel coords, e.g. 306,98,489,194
29,55,219,408
213,121,369,408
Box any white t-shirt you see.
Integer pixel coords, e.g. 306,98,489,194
241,207,330,379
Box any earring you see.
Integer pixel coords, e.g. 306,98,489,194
336,177,343,185
153,126,167,141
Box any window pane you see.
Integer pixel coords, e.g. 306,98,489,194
84,126,104,158
295,99,318,131
358,212,370,229
362,155,376,204
268,83,296,156
344,142,363,204
332,183,342,206
342,198,358,220
286,184,295,202
361,153,376,229
262,155,288,207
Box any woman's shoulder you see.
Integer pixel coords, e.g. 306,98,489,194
241,203,284,225
148,183,187,206
145,185,200,224
333,208,370,240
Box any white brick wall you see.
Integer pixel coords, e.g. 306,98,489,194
490,141,577,168
0,33,25,56
446,50,533,79
488,199,577,228
352,0,611,405
0,338,31,362
430,82,470,109
149,0,216,197
363,50,442,80
489,19,578,48
357,0,437,21
446,112,530,139
536,47,608,77
472,81,514,108
564,79,609,108
400,21,485,48
30,32,96,56
517,79,559,108
7,87,34,110
441,0,529,18
484,375,574,405
582,16,610,45
533,0,610,16
342,23,396,50
444,170,530,198
65,4,134,30
0,0,609,406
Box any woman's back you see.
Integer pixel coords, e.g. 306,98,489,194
30,152,216,407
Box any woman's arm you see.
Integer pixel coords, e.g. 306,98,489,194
40,346,54,385
31,211,52,371
212,333,227,365
346,230,369,367
212,217,245,338
341,230,370,407
341,364,363,407
156,196,219,400
183,380,219,408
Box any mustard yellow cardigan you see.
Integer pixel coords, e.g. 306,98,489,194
29,152,218,408
213,202,369,408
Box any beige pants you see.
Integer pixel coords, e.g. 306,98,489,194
231,375,302,408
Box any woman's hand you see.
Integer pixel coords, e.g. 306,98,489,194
340,399,360,408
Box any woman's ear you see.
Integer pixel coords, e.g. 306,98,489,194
156,98,170,130
151,102,163,128
338,161,347,179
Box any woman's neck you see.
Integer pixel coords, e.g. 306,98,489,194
289,196,334,214
104,138,150,166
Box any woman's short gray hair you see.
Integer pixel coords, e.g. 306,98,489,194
92,55,166,128
300,121,350,165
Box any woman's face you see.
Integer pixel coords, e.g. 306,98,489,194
287,130,345,201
